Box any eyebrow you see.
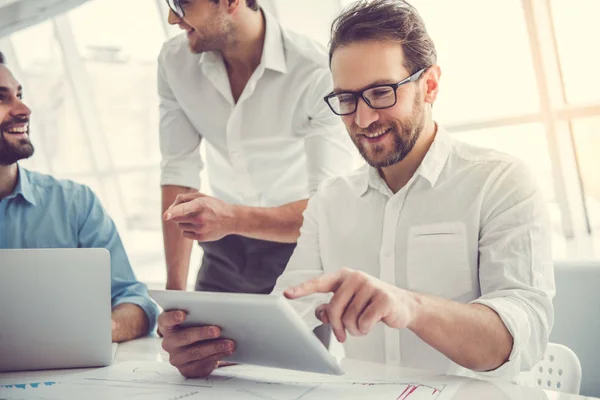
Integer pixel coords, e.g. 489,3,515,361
0,85,22,92
333,79,397,93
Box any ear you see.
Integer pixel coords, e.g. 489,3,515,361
422,65,441,106
225,0,242,14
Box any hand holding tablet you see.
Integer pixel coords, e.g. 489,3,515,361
158,310,235,378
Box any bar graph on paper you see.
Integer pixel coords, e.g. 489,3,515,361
0,361,447,400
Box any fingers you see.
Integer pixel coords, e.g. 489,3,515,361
326,277,358,343
160,324,236,378
176,351,233,378
284,270,345,299
315,304,330,324
289,269,388,342
158,310,187,334
168,338,235,366
161,326,222,353
165,200,202,221
177,222,200,232
357,294,388,334
175,221,204,241
182,231,215,241
342,284,374,336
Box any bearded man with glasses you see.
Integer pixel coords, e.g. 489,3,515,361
277,0,555,383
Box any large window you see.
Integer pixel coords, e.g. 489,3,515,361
550,0,600,105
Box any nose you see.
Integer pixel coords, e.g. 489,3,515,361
11,98,31,119
167,9,181,25
354,98,379,129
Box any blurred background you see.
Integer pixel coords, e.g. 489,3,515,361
1,0,599,288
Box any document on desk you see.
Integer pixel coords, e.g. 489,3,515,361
0,344,119,390
0,361,451,400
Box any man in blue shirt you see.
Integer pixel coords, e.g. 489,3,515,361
0,51,158,342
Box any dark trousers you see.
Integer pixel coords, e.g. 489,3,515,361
195,234,296,294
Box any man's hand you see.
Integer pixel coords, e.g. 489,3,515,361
159,310,236,378
163,192,239,242
284,268,420,343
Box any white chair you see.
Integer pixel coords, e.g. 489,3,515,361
522,343,582,394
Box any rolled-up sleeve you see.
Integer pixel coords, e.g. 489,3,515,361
298,68,357,196
471,161,555,378
76,186,159,334
158,49,203,190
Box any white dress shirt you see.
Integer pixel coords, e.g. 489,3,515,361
157,10,356,206
274,126,555,382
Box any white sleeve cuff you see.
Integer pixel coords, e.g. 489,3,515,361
160,168,201,190
469,296,530,379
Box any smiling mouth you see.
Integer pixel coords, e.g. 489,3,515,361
2,124,29,135
361,128,391,140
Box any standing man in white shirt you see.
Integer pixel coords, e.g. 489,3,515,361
157,0,554,381
159,0,355,293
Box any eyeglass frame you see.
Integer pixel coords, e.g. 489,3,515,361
323,68,426,116
166,0,185,18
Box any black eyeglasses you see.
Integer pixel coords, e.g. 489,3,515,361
324,68,426,116
166,0,185,18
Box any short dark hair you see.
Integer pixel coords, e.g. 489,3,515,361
209,0,259,12
0,51,5,65
329,0,437,74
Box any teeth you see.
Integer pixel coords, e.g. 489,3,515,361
365,129,389,138
5,125,28,133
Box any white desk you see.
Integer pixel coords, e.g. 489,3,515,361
0,337,595,400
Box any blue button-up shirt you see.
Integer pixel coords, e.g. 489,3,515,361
0,165,158,333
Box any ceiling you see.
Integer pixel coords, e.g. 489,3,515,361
0,0,91,37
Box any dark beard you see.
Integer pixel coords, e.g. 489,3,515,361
0,131,35,166
351,93,425,168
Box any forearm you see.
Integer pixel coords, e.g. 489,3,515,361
111,303,149,343
232,199,308,243
408,293,513,372
162,185,195,290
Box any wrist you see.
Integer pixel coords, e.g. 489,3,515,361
229,204,247,236
406,290,426,331
166,277,187,291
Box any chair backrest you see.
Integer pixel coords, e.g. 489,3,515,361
521,343,582,394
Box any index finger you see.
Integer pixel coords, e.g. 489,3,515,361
164,200,202,221
284,271,343,299
158,310,187,332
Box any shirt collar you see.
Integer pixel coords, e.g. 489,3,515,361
352,124,453,197
5,165,36,206
199,9,287,74
260,9,287,73
417,124,453,187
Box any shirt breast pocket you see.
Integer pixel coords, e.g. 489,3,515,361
406,222,472,300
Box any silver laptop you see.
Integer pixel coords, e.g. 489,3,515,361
0,248,112,372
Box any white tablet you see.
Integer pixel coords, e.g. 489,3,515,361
149,290,343,375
